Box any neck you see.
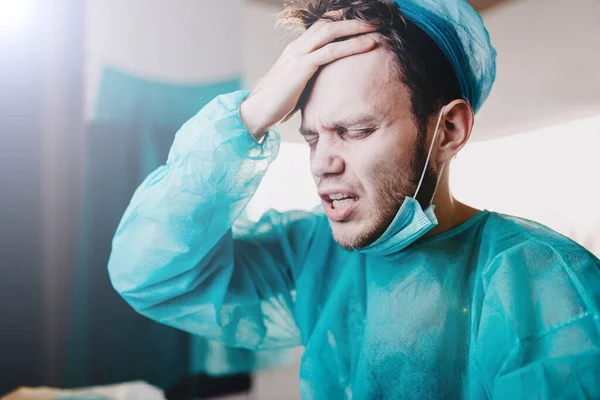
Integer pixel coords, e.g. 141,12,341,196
424,168,480,238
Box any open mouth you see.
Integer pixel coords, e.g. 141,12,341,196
321,193,359,222
330,195,356,209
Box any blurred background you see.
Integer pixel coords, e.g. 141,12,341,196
0,0,598,398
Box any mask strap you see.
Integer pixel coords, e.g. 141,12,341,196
414,106,446,200
429,162,445,205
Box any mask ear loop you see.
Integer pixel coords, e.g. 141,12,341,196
414,106,447,200
429,163,446,205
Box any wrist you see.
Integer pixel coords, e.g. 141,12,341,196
239,100,268,142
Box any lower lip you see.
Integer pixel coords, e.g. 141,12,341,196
323,198,359,222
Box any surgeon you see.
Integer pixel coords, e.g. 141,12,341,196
108,0,600,398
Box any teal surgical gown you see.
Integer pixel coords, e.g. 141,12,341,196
108,91,600,399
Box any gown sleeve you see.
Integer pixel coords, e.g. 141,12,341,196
108,90,320,350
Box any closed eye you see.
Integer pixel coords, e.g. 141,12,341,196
343,128,376,139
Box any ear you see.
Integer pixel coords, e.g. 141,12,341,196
436,99,474,164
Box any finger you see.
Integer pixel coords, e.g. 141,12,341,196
296,19,378,54
321,9,345,19
307,35,377,66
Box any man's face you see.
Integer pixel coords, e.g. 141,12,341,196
301,45,428,250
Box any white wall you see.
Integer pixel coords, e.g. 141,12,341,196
452,115,600,256
85,0,244,119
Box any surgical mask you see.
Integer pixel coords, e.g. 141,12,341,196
359,106,447,256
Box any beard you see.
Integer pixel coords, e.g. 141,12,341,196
334,130,439,251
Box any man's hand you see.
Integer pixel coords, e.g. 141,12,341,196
239,18,378,140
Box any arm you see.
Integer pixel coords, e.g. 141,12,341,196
108,91,313,350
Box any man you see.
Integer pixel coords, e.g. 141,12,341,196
108,0,600,398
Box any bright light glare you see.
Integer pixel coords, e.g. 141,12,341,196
0,0,34,33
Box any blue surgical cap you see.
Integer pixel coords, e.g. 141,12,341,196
394,0,497,113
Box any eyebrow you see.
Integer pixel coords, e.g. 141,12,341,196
299,113,379,137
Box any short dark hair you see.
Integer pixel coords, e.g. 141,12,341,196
278,0,463,136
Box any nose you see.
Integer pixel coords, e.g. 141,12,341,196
310,139,344,178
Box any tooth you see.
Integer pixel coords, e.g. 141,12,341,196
330,193,352,200
332,198,355,209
